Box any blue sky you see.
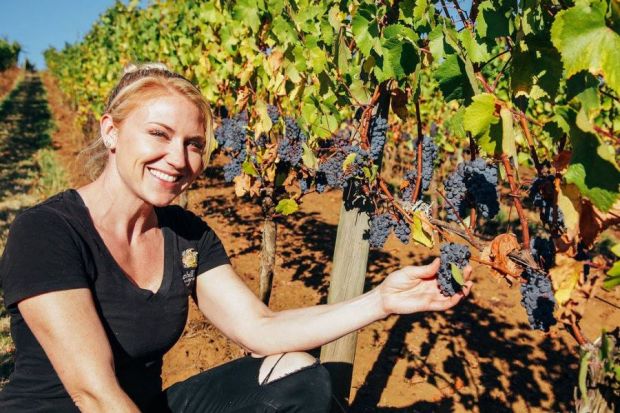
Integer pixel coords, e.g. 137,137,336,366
0,0,145,69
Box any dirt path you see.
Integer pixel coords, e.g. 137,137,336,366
16,74,620,412
0,73,58,387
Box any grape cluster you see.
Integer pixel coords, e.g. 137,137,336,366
317,153,346,191
215,113,247,152
368,213,396,248
267,104,280,124
438,243,471,296
223,148,246,182
528,175,565,231
443,159,499,221
520,269,557,331
530,236,556,271
278,117,307,166
299,177,311,194
463,159,499,219
401,135,438,200
342,145,370,182
393,219,411,244
369,116,388,160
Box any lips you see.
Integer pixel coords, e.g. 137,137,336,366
148,168,181,183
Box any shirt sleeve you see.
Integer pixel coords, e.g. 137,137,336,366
0,208,91,308
196,221,231,275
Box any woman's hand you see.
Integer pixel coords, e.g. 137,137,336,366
378,258,473,317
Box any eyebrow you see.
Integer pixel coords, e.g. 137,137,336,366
148,122,205,141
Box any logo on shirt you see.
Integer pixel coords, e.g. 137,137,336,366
181,248,198,289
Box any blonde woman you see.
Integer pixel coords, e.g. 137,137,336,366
0,64,472,412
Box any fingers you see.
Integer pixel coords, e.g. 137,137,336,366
401,258,440,280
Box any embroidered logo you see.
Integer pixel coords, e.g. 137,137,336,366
181,248,198,289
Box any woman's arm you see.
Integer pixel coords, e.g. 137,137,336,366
195,259,472,356
18,289,140,413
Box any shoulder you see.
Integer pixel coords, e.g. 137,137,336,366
10,190,81,237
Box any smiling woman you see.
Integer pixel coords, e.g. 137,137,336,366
0,63,472,413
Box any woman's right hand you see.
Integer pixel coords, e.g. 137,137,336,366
376,258,473,317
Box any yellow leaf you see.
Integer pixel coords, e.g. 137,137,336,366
412,213,433,247
558,183,580,233
234,174,251,197
549,255,583,306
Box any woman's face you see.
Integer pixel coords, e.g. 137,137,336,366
109,93,206,207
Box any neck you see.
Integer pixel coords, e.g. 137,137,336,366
77,167,158,243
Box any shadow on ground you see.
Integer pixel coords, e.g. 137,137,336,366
0,74,54,387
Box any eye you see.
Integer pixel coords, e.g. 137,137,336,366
186,139,206,152
149,129,169,139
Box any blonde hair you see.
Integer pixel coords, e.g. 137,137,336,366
81,63,214,180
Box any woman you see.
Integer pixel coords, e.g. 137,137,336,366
0,64,473,412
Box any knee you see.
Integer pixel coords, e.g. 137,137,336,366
259,352,319,385
259,352,332,410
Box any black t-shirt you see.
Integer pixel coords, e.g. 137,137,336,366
0,189,230,412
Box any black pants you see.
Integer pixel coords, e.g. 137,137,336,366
148,355,332,412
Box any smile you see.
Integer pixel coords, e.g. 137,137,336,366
148,168,181,183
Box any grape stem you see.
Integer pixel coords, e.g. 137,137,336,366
500,153,531,250
411,98,424,201
570,320,588,346
469,256,518,281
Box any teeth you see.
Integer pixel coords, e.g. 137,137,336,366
149,169,179,183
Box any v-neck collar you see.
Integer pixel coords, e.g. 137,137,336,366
67,188,172,298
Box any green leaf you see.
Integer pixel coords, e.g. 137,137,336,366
463,93,498,137
275,198,299,215
342,153,357,170
476,0,516,39
272,16,298,45
412,214,433,247
301,142,318,169
578,351,591,402
551,0,620,94
233,0,263,32
350,79,371,105
511,38,562,99
500,107,517,162
380,37,418,81
352,5,379,57
450,263,465,286
242,160,258,176
563,110,620,211
611,244,620,257
459,29,489,63
308,46,327,73
603,262,620,289
434,54,474,103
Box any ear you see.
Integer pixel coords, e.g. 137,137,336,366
100,114,118,150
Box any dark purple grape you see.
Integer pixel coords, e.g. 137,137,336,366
278,117,307,166
530,236,556,271
369,116,388,161
443,159,499,221
393,219,411,244
368,213,395,248
520,268,557,331
438,242,471,296
528,175,565,232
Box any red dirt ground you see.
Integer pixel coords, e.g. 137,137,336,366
43,74,620,413
0,67,22,101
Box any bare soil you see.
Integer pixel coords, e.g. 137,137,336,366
0,67,22,102
42,74,620,413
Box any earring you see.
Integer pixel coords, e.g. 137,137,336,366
103,131,117,149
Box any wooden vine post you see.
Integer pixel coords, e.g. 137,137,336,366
320,87,391,409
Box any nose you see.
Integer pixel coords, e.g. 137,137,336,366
166,139,187,170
